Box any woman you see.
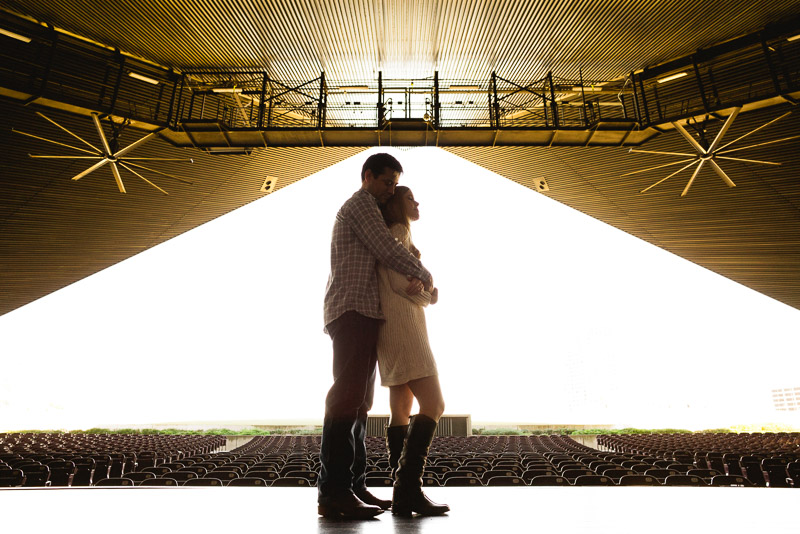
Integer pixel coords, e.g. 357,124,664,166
376,186,449,517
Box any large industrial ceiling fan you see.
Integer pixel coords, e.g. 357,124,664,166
13,112,194,194
624,107,799,196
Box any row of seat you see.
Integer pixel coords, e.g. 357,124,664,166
4,433,799,488
597,432,800,455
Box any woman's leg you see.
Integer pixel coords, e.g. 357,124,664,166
388,384,414,427
406,375,445,422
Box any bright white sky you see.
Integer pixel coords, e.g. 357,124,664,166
1,147,799,431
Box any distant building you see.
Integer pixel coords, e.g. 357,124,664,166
772,387,800,411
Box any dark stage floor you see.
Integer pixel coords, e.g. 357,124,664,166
2,485,796,533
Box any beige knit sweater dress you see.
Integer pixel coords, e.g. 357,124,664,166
376,223,438,387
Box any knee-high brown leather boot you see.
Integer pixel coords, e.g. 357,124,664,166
391,414,450,516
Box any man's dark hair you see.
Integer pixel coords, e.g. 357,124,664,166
361,153,403,181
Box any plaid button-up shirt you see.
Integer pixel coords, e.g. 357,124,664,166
323,189,432,333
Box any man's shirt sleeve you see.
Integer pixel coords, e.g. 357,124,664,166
345,192,432,284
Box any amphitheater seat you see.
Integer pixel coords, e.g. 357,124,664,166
47,462,77,486
520,468,557,482
572,475,615,486
663,475,707,487
95,477,135,487
443,476,483,487
617,475,660,486
482,469,521,484
140,478,178,486
486,476,525,486
741,464,767,487
272,477,312,487
441,470,480,483
71,459,96,486
0,469,26,487
762,459,791,488
365,475,393,487
142,466,172,476
282,470,318,484
600,468,636,481
125,472,157,484
164,471,198,483
724,458,744,477
709,475,754,487
666,463,694,473
559,469,595,481
787,461,800,486
528,475,570,486
228,477,269,487
20,465,50,487
180,465,208,477
247,470,280,482
686,469,722,480
644,469,679,482
208,470,239,482
184,477,224,486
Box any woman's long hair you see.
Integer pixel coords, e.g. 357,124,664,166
381,186,421,259
381,185,411,229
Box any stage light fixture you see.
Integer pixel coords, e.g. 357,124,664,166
0,27,31,43
657,72,688,83
128,71,160,85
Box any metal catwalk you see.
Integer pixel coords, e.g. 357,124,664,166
2,486,796,534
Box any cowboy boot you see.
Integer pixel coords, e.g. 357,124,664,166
386,424,409,478
392,414,450,517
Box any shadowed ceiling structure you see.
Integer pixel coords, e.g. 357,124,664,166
1,0,800,316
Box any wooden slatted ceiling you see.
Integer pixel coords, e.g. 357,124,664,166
1,0,800,315
444,103,800,310
0,100,365,315
3,0,799,82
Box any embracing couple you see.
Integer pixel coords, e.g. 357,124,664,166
318,152,449,519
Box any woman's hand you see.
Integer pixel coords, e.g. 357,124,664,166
430,287,438,305
405,277,424,295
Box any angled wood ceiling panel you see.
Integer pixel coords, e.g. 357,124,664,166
0,100,365,315
2,0,800,314
445,104,800,309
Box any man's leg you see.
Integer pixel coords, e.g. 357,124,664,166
350,368,390,510
318,312,383,518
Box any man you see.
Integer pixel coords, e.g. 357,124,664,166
318,153,433,519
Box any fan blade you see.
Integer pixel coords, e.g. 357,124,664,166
72,159,110,180
36,111,101,152
124,161,194,185
621,158,696,176
628,149,694,157
707,159,735,188
681,160,705,197
119,162,168,195
110,162,126,193
707,107,740,153
716,156,781,166
640,160,700,193
716,134,800,155
91,113,114,156
113,131,158,158
672,121,707,155
29,155,103,159
13,129,98,155
716,111,792,153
